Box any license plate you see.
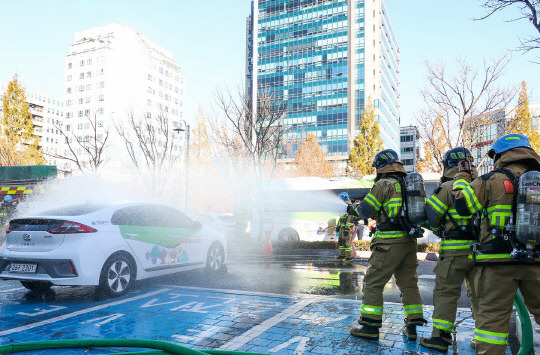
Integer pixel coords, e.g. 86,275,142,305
9,263,37,273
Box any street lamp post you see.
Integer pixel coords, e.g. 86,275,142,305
173,121,190,211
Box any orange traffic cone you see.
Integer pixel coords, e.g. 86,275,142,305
262,232,273,255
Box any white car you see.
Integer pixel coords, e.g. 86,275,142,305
0,203,227,297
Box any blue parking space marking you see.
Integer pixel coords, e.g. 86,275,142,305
0,285,509,355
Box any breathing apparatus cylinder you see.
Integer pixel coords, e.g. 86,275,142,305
516,171,540,247
404,173,427,226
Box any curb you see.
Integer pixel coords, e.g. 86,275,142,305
229,249,439,261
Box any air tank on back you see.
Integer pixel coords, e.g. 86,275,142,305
404,173,427,226
516,171,540,246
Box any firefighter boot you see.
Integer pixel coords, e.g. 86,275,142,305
402,318,427,341
420,331,452,353
334,255,345,260
342,257,353,265
350,325,379,340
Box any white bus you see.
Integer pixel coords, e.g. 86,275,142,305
250,173,441,243
250,177,374,242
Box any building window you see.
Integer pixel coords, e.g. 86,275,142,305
87,71,91,78
98,121,103,128
100,68,104,75
67,75,72,81
67,63,72,69
86,84,91,90
79,73,84,79
98,108,104,114
85,109,90,116
66,88,72,94
78,98,83,104
99,82,104,88
146,112,151,118
148,74,152,80
87,58,92,65
79,85,84,92
66,100,71,106
78,111,83,118
99,95,104,102
86,96,91,103
147,99,152,106
66,112,72,118
80,60,85,66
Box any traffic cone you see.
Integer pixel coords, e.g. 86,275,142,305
262,232,273,255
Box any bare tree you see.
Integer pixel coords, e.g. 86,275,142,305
211,86,289,240
114,110,179,200
417,55,517,169
476,0,540,54
212,87,289,182
50,113,110,173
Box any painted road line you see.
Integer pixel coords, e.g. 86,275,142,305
218,299,314,351
0,288,170,337
419,274,436,279
0,287,24,293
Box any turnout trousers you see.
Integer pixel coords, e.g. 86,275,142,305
474,264,540,355
360,240,423,326
430,255,478,337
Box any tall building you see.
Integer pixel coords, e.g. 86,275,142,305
470,105,540,175
400,125,420,173
63,23,185,172
0,82,68,170
246,0,400,172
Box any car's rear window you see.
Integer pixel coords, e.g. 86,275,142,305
39,204,108,216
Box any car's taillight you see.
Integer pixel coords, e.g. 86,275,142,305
48,221,97,234
5,221,13,234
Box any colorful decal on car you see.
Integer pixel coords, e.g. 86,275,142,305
144,245,189,265
119,225,198,248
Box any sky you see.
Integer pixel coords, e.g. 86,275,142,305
0,0,539,127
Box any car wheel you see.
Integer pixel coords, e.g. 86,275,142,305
278,227,299,241
98,254,134,298
206,242,226,273
20,281,52,292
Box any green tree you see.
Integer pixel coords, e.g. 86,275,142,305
0,75,45,165
293,132,333,178
511,81,540,151
348,98,384,177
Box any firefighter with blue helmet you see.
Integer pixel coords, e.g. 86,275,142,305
420,147,480,352
452,133,540,355
348,149,426,341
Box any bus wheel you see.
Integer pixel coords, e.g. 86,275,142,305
278,227,299,241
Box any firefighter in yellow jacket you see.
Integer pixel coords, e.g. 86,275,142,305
452,134,540,355
420,147,480,352
347,149,426,341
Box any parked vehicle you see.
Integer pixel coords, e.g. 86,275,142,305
0,202,227,298
250,177,373,242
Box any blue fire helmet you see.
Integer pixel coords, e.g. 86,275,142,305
443,147,473,169
488,134,532,159
3,195,13,203
372,149,401,170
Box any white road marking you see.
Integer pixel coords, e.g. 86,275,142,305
218,299,314,351
269,336,310,355
0,287,25,293
0,288,170,336
419,274,436,279
81,313,124,326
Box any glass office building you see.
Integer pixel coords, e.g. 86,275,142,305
247,0,400,172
